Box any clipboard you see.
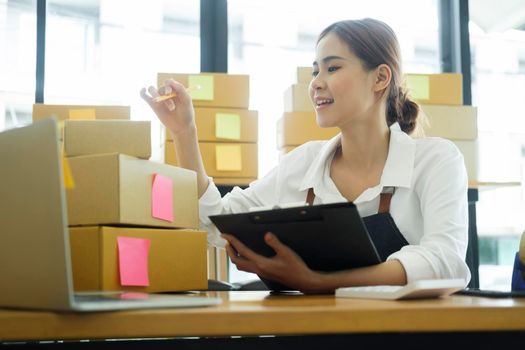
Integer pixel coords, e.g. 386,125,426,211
209,202,381,291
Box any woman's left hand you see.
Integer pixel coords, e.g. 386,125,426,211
222,232,325,293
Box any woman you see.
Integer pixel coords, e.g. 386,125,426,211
141,18,471,294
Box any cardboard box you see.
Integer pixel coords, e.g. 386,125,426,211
419,105,477,140
284,84,314,112
405,73,463,105
214,178,256,186
277,111,339,148
297,67,313,84
452,140,479,182
67,153,198,228
64,120,151,159
165,141,258,179
157,73,249,109
69,226,207,292
32,104,130,122
166,108,258,143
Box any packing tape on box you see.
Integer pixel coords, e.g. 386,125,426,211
69,108,96,120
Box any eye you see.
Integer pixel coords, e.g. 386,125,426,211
328,66,340,73
311,70,319,77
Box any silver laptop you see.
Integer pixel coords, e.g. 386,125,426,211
0,118,221,312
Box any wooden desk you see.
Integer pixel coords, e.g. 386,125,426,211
2,291,525,349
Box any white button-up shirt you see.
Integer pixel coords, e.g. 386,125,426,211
199,123,471,284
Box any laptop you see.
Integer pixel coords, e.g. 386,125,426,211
0,118,222,312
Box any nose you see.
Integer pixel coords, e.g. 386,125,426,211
309,73,326,93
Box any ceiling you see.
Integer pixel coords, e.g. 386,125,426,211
470,0,525,32
17,0,525,34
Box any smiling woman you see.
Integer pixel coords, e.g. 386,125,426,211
311,20,419,133
226,0,443,287
143,18,471,294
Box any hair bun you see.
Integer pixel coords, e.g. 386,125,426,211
387,86,419,134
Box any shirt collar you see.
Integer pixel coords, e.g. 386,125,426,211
381,122,416,188
299,122,416,192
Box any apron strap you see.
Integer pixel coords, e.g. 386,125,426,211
306,188,315,206
377,192,393,214
305,187,395,213
378,186,395,214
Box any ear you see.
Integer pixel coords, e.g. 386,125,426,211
373,64,392,93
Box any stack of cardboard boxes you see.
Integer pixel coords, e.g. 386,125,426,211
32,104,208,293
277,67,339,156
406,73,479,185
158,72,259,187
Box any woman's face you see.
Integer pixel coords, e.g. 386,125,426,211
310,32,377,128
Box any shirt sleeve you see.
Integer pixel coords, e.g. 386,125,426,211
387,140,471,285
198,166,281,248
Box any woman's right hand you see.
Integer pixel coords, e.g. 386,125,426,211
140,79,196,136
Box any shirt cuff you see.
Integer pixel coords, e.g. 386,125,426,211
387,250,437,283
198,176,222,225
207,227,227,249
198,177,227,248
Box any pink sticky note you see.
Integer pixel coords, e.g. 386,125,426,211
120,292,149,300
151,173,174,222
117,237,151,287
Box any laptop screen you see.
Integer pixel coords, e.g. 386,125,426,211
0,119,74,311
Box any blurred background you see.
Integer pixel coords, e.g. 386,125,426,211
2,0,524,288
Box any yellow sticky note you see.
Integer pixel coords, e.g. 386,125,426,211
57,120,65,139
216,145,242,171
215,113,241,140
406,75,430,100
62,156,75,189
188,75,214,101
69,108,96,120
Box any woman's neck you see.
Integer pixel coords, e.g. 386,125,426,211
337,116,390,171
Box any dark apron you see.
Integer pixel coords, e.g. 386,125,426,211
306,187,409,261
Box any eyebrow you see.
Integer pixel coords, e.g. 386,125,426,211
312,55,346,66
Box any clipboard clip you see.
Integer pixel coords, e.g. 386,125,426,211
248,201,306,212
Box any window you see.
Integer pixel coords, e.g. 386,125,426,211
469,21,525,290
0,0,37,131
45,0,200,160
227,0,440,283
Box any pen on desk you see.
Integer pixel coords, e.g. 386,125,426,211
153,85,201,102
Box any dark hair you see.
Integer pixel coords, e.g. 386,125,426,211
318,18,419,134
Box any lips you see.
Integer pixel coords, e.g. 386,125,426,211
314,97,334,109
